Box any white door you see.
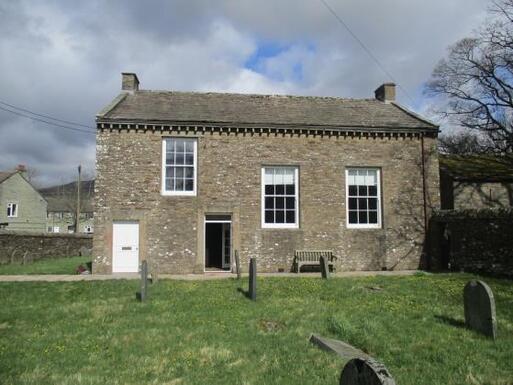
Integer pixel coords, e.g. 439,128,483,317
112,221,139,273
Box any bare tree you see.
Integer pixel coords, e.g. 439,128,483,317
438,131,494,154
426,0,513,153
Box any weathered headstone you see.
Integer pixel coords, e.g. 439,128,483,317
464,280,497,339
310,334,370,360
248,257,256,301
320,255,330,279
79,246,92,257
235,250,241,280
136,260,148,302
340,358,396,385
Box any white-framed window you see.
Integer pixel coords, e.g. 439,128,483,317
261,166,299,228
53,226,60,233
84,225,93,233
7,203,18,218
346,168,381,228
162,137,197,196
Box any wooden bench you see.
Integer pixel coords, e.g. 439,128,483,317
294,250,337,273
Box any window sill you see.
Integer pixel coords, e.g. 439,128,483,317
262,224,300,230
346,224,382,230
161,191,197,197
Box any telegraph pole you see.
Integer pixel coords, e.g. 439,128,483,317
76,165,81,233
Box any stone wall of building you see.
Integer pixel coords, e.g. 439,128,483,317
0,231,92,264
453,182,513,209
429,210,513,277
93,130,440,274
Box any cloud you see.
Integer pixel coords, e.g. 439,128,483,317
0,0,488,186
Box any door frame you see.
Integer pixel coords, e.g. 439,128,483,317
112,220,140,273
204,216,232,272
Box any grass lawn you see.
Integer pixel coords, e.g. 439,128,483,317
0,274,512,385
0,257,89,275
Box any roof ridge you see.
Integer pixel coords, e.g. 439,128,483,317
134,89,378,102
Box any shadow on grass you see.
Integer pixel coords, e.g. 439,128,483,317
434,314,466,329
237,287,251,299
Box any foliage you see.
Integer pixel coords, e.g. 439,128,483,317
426,0,513,153
0,274,512,385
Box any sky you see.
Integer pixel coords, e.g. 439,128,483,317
0,0,489,187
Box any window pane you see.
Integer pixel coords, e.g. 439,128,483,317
347,169,356,185
276,210,285,223
185,140,194,152
358,198,367,210
185,179,193,191
166,167,175,178
369,211,378,224
348,211,358,224
185,153,194,165
355,172,365,185
285,184,295,195
176,140,185,152
283,168,294,184
348,185,357,196
286,210,295,223
265,210,274,223
175,178,184,191
185,167,194,178
166,151,175,164
175,153,184,165
165,178,173,190
276,197,284,209
286,197,295,209
358,186,368,196
275,184,284,195
366,170,377,185
348,198,357,210
265,197,274,209
358,211,368,224
265,185,274,195
264,169,273,184
369,198,377,210
368,185,377,196
175,168,184,178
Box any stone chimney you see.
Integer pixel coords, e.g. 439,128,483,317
374,83,396,103
15,164,27,178
122,72,139,92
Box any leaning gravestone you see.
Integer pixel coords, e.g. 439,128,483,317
464,280,497,339
320,255,330,279
249,257,257,301
136,260,148,302
340,358,396,385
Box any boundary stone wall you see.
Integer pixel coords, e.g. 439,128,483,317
0,230,92,264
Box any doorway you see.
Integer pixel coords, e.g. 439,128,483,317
112,221,139,273
204,215,231,271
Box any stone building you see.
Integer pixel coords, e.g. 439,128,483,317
439,154,513,210
39,180,95,234
0,165,47,232
93,73,440,274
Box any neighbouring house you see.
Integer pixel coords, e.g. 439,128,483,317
39,180,95,234
439,154,513,210
0,165,47,232
93,73,440,274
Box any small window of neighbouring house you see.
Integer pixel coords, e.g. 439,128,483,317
53,226,60,233
7,203,18,218
346,168,381,228
262,167,299,228
162,138,197,196
84,225,93,233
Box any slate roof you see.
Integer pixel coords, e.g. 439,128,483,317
97,91,438,131
0,171,15,184
439,154,513,182
39,180,94,212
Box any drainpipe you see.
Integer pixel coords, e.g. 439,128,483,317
420,134,429,269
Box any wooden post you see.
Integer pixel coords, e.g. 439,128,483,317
320,256,330,279
249,258,256,301
136,260,148,301
235,250,241,280
75,165,81,233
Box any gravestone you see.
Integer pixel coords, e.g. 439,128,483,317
310,334,370,360
464,280,497,339
136,260,148,302
235,250,241,280
320,255,330,279
340,358,396,385
249,257,256,301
